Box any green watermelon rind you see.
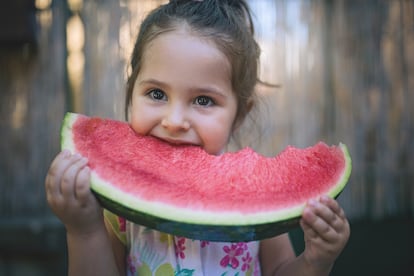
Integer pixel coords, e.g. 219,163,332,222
60,113,76,155
97,191,301,242
60,112,352,241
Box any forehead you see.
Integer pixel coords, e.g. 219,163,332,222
146,27,229,64
139,28,232,87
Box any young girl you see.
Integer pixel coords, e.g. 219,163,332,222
45,1,350,275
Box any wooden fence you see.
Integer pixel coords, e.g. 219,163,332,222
0,0,413,274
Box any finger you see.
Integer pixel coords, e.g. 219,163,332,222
45,150,72,198
320,196,346,219
302,203,331,237
313,198,338,225
300,214,318,240
319,196,348,232
304,199,337,241
60,155,88,200
75,166,92,205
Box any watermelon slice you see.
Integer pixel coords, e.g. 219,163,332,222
60,112,351,242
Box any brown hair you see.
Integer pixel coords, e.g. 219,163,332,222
125,0,260,128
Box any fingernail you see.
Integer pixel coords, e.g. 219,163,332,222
308,199,317,206
320,195,330,202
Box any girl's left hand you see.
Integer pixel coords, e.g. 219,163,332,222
300,195,350,271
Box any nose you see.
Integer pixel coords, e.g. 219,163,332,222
161,104,190,132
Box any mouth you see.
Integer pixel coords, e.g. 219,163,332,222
153,136,198,147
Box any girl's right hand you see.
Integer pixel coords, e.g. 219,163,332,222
45,150,104,235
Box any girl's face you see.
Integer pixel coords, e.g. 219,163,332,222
129,29,238,155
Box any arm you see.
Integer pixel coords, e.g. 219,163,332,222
45,151,121,276
66,221,120,276
260,196,350,276
105,218,127,275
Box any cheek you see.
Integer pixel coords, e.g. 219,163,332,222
129,106,152,135
203,121,234,154
129,115,142,134
130,95,152,134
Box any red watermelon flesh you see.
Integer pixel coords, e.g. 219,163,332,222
61,112,351,241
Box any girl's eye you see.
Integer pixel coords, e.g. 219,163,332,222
194,96,214,106
148,89,167,101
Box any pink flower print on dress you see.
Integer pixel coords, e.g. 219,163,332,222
220,244,244,269
175,237,186,259
118,217,126,232
237,242,248,251
200,240,210,248
241,252,252,272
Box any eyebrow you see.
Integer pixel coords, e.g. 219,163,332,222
139,78,166,86
138,78,228,99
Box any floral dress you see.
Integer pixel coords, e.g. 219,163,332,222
105,210,261,276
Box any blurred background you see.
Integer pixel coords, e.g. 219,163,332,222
0,0,413,275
